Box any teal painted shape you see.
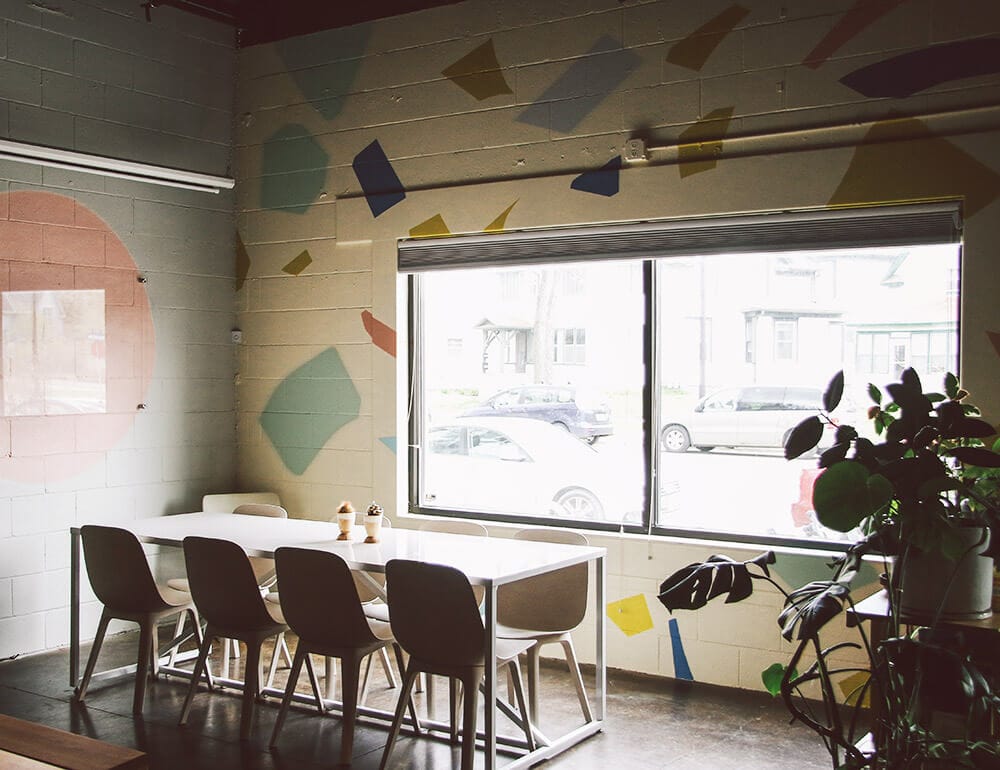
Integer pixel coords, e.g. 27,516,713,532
261,124,329,213
276,25,372,120
260,347,361,475
771,552,878,594
379,436,397,453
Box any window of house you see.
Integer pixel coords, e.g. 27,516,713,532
402,205,961,547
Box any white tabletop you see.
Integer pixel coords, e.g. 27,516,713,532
122,512,605,586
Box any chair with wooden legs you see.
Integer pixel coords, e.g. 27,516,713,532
497,528,593,724
269,547,419,765
178,536,288,741
75,525,203,714
379,559,534,770
168,496,292,681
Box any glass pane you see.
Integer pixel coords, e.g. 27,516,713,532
418,262,645,525
2,290,106,416
655,243,960,543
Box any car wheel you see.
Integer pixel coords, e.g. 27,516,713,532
695,446,715,452
660,425,691,452
585,435,599,445
552,421,571,433
553,488,604,520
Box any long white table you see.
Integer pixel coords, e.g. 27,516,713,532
69,513,606,769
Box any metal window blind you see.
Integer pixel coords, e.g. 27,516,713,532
397,203,961,272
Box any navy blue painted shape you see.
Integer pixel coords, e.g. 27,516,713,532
669,618,694,681
352,139,406,218
570,156,622,196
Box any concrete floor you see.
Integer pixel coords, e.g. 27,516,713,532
0,629,832,769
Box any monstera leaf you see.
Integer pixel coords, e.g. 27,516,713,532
777,580,850,641
657,552,775,612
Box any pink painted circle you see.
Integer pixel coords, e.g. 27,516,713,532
0,191,155,483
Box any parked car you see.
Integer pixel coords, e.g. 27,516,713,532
659,385,848,453
460,385,613,443
421,416,618,520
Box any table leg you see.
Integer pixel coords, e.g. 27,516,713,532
483,581,497,770
595,554,606,722
70,527,81,688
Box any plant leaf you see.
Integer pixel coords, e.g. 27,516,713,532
867,382,882,405
948,446,1000,468
784,416,824,460
944,372,959,400
941,416,998,440
761,662,789,697
823,371,844,412
777,581,849,640
657,554,769,612
812,462,888,532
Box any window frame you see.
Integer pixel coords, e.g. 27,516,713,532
403,204,962,549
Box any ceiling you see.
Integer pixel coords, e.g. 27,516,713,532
146,0,465,46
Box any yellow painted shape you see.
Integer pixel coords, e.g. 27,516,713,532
483,200,518,233
838,670,871,708
677,107,734,178
410,214,451,238
666,5,750,71
282,249,312,276
442,38,513,101
607,594,654,637
829,118,1000,217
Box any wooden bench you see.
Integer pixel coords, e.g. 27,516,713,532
0,714,147,770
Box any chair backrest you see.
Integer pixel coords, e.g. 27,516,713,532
497,528,589,633
182,536,279,631
420,519,488,537
275,547,378,648
233,503,288,519
202,492,280,513
80,525,163,613
385,559,485,667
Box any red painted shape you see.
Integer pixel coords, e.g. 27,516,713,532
802,0,908,69
0,191,155,484
988,330,1000,359
361,310,396,358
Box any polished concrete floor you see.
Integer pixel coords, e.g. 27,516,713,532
0,628,831,769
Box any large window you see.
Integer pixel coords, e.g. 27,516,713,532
404,207,961,546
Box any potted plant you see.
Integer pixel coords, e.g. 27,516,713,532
658,368,1000,769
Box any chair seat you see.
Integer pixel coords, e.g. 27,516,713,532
363,602,390,623
497,624,570,643
167,577,189,593
157,583,195,607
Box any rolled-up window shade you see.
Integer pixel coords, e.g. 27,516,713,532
398,202,961,272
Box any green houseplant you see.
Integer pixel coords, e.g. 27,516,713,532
658,368,1000,769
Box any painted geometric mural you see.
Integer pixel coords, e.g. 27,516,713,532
259,347,361,475
0,192,154,483
353,139,406,218
571,156,622,196
665,4,749,71
803,0,909,68
261,124,329,213
442,39,512,101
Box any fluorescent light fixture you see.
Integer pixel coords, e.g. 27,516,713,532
0,139,235,194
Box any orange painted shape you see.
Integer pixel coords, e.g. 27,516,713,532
361,310,397,358
9,190,75,225
43,225,106,266
803,0,908,69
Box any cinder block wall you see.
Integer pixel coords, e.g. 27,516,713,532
0,0,238,656
235,0,1000,691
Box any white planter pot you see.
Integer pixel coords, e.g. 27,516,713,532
899,526,994,621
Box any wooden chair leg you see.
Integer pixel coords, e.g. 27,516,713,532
303,653,324,713
506,660,535,751
449,678,460,744
167,610,186,667
378,645,397,688
340,652,362,767
378,666,420,770
526,644,541,723
240,641,262,740
133,620,153,714
179,633,213,725
391,643,421,734
359,652,374,705
265,632,285,690
269,647,307,748
459,672,480,770
560,637,593,722
75,611,111,702
325,656,337,701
